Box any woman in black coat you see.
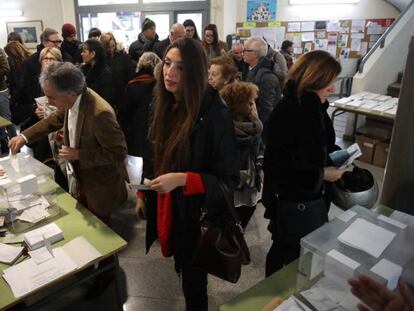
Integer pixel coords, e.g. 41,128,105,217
100,32,135,111
80,39,115,107
136,38,239,311
262,50,345,277
119,52,160,156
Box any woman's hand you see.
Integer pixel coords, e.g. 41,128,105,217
135,197,147,220
348,275,414,311
150,173,187,194
324,166,346,182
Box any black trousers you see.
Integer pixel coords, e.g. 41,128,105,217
181,254,208,311
265,198,328,277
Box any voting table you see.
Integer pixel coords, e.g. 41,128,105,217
331,92,397,141
0,153,127,310
220,205,414,311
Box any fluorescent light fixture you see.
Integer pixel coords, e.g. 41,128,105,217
0,9,23,17
289,0,359,4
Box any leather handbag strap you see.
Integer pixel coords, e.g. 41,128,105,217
218,182,244,231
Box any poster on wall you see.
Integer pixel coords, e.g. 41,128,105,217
247,0,277,22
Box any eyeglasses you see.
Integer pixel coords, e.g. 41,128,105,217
46,39,63,44
243,49,257,53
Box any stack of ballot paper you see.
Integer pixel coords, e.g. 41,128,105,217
2,236,102,298
0,243,24,264
329,143,362,168
338,218,396,258
23,223,63,250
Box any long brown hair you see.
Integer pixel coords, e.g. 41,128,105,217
203,24,220,56
4,41,31,71
286,50,341,96
151,38,208,176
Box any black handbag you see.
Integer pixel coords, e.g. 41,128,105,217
192,182,251,283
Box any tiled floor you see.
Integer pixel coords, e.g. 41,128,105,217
12,145,386,311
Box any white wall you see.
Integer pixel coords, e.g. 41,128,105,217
0,0,76,48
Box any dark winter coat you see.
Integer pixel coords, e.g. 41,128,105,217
143,86,240,267
119,69,156,156
81,63,115,107
246,56,281,125
106,49,135,109
129,33,159,62
152,37,171,59
61,39,83,64
6,59,28,124
262,81,340,218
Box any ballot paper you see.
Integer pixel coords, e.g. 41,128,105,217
3,233,24,244
10,154,20,172
23,223,63,250
274,296,311,310
334,97,353,105
3,236,101,298
28,246,54,265
329,143,362,168
377,214,407,230
371,259,402,290
0,243,24,264
338,218,396,258
3,247,77,298
7,194,48,212
301,286,337,311
17,196,50,223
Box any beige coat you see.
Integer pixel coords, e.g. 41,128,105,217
23,88,128,216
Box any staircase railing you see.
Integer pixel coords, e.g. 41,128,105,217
358,0,414,73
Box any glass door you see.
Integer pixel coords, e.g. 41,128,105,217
141,12,172,41
176,12,203,37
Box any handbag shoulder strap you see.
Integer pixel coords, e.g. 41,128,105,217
218,182,244,231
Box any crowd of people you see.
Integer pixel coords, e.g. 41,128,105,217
2,18,407,311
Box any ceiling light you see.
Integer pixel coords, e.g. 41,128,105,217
289,0,359,4
0,9,23,17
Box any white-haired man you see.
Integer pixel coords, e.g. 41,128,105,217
244,36,281,125
153,23,186,59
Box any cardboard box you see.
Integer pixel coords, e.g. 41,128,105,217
373,142,389,168
356,121,392,142
355,135,377,164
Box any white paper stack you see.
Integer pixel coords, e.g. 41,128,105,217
359,99,380,110
384,106,398,116
346,100,364,107
371,259,402,290
0,243,24,264
2,236,101,298
375,95,392,102
372,102,396,112
23,223,63,250
334,97,354,106
338,218,396,258
362,92,381,100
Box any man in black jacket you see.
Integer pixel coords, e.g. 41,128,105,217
153,23,185,59
244,37,281,126
61,23,83,64
22,27,73,111
128,18,159,62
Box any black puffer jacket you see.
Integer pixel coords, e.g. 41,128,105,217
128,32,159,62
262,81,340,217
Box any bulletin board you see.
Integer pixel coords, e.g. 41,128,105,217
236,18,394,60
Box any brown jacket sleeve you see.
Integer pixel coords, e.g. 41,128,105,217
78,110,127,169
22,111,65,143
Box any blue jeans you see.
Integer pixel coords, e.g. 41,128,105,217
0,89,17,146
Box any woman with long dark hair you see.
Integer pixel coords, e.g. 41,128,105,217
202,24,228,61
262,50,346,276
183,19,200,41
139,38,239,310
81,39,115,107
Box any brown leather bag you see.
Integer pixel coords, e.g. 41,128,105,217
192,182,251,283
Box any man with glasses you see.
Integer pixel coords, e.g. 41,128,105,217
21,28,73,144
244,36,281,125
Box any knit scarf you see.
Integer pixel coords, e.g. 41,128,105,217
233,114,263,144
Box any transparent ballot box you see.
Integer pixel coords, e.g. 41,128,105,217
297,205,414,290
0,153,61,233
